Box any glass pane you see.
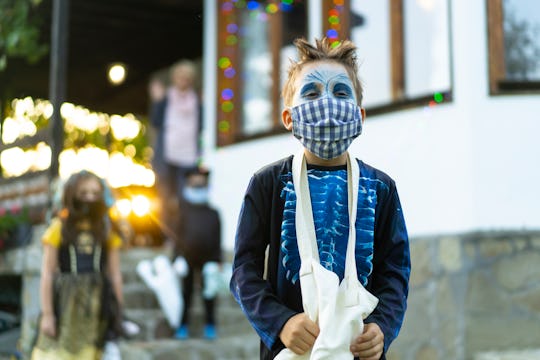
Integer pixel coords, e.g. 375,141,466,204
503,0,540,81
240,9,273,136
350,0,393,107
404,0,451,98
280,3,307,108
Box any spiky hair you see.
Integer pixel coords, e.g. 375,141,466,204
282,37,363,106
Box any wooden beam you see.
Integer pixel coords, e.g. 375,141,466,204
321,0,351,41
390,0,405,100
49,0,69,178
269,5,283,129
487,0,505,94
216,2,240,146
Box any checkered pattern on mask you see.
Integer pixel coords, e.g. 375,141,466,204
291,97,362,159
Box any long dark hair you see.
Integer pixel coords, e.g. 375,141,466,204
60,170,109,246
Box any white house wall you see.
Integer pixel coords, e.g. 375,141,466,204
203,0,540,251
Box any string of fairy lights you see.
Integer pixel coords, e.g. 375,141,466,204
0,97,155,187
326,0,346,47
217,0,296,139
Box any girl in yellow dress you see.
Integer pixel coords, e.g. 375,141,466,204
32,171,124,360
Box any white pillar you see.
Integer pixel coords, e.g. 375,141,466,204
202,0,218,168
308,0,323,41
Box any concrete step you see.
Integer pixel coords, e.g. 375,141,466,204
123,283,160,309
120,247,170,286
118,247,255,345
124,300,253,342
120,247,169,267
123,309,168,341
118,332,260,360
122,281,239,310
475,349,540,360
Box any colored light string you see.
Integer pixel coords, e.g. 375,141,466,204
427,92,450,108
326,0,345,48
217,1,297,135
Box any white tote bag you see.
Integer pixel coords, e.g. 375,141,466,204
136,255,183,328
275,151,379,360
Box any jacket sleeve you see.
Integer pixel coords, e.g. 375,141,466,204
215,209,222,263
230,173,297,349
149,98,167,128
173,207,186,257
365,183,411,355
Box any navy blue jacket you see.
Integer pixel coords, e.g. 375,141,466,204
230,156,410,360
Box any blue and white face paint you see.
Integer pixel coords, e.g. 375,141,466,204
289,62,362,160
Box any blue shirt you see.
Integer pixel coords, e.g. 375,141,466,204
280,166,375,286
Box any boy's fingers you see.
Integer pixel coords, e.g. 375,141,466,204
353,338,376,351
296,322,317,348
290,336,313,354
360,323,382,340
280,313,319,353
303,319,320,338
288,325,317,354
355,332,376,349
353,342,384,360
351,323,384,352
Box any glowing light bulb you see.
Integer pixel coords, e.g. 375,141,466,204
132,195,150,217
108,63,127,85
116,199,132,217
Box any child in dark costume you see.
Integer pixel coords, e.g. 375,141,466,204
173,168,222,340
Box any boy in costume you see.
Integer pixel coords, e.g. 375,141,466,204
230,38,411,360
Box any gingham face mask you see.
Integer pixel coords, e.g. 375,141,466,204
290,97,363,160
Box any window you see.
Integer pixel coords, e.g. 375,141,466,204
240,10,273,135
215,0,453,146
216,1,306,146
349,1,393,107
488,0,540,93
347,0,452,111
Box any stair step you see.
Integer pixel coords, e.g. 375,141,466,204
119,247,171,285
118,333,260,360
122,283,160,309
124,304,254,342
118,248,255,344
122,282,239,310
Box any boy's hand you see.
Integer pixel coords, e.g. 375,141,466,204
40,313,57,338
279,313,320,355
350,322,384,360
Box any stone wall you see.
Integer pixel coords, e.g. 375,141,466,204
387,231,540,360
4,227,540,359
0,224,44,358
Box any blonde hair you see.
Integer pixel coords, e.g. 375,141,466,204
282,38,363,106
170,59,196,82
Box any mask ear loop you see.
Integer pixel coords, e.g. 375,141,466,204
100,178,114,208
